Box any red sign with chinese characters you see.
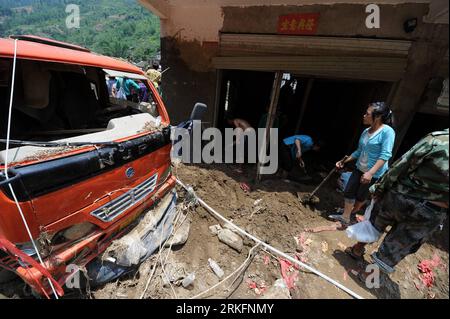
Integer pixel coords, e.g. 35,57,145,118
277,13,320,35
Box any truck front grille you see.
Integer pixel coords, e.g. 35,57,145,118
91,173,158,222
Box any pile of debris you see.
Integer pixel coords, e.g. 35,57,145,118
89,163,448,300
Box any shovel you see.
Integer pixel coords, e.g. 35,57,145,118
299,155,348,205
297,159,313,182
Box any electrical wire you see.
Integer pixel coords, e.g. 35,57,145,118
190,244,261,300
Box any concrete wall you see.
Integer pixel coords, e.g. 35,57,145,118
141,1,448,41
221,3,429,39
160,38,218,125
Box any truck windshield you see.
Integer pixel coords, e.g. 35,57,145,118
0,58,163,166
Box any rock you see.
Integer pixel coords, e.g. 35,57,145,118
116,292,128,299
253,199,263,206
161,262,187,288
218,229,243,252
208,258,225,278
260,279,291,299
223,222,239,234
209,224,222,235
165,219,191,248
182,272,196,288
321,241,329,253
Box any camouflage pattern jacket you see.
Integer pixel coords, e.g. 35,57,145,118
371,129,449,204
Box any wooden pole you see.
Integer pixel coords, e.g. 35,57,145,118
295,78,314,134
256,71,283,182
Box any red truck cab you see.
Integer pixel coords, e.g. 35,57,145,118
0,36,176,298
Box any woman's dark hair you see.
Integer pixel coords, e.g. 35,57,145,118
370,102,394,127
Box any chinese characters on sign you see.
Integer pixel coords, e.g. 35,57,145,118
277,13,320,35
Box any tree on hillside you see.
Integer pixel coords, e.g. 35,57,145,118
0,0,160,62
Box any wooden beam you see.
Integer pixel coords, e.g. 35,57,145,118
294,78,314,134
213,69,223,128
256,71,283,182
219,34,412,58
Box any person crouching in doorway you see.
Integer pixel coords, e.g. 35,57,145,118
278,134,321,179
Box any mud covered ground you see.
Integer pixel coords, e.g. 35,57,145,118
1,163,448,299
92,163,449,300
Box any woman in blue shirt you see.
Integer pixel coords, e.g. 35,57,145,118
330,102,396,225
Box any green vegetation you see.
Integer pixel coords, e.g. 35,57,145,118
0,0,160,62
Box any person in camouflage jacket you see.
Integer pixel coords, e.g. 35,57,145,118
346,129,449,274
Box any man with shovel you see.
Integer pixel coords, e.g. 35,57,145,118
278,134,321,179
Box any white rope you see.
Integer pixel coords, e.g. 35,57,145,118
139,261,158,299
4,39,60,299
176,178,364,299
190,243,261,300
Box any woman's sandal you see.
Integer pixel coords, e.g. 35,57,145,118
329,214,350,226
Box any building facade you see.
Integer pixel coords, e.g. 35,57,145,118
140,0,448,155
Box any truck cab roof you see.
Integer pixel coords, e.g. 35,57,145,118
0,36,143,75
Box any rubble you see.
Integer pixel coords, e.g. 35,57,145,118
278,258,299,290
253,199,263,206
218,229,243,253
165,218,191,248
84,164,449,300
321,241,329,253
208,258,225,279
182,273,196,288
247,279,267,295
223,222,239,234
260,279,291,299
162,262,186,288
209,224,222,235
417,255,442,288
17,146,84,164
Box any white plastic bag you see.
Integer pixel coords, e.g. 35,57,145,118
116,86,127,100
346,200,381,243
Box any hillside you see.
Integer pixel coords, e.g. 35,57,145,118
0,0,160,63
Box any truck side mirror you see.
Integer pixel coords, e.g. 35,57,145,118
190,103,207,121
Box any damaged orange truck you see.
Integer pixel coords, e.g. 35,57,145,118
0,36,180,298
